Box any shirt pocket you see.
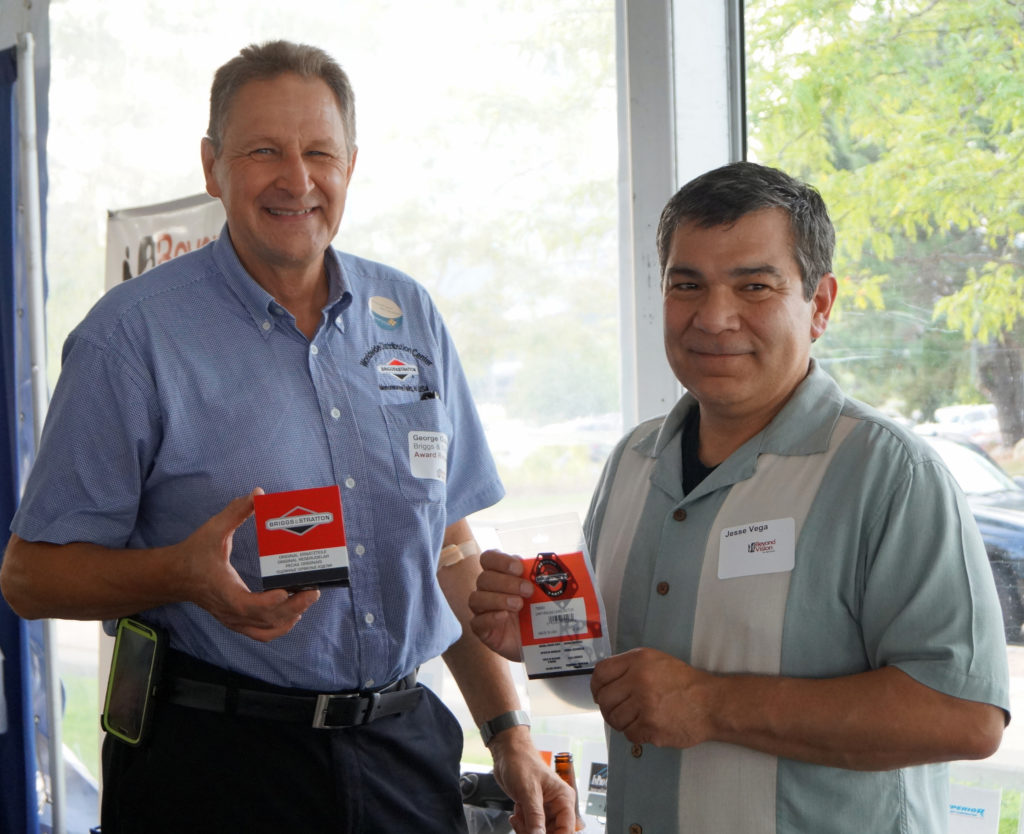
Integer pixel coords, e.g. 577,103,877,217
381,399,454,504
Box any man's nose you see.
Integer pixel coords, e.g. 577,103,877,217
693,287,739,332
275,152,314,195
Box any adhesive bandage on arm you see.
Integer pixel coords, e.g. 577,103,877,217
438,539,482,568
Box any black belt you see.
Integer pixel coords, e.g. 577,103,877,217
162,671,422,729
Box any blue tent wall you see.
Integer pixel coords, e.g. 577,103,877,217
1,42,46,834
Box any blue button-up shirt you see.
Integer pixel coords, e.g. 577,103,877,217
12,230,504,690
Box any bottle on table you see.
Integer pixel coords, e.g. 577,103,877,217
554,751,582,823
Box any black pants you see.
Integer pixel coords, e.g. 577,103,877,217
101,652,469,834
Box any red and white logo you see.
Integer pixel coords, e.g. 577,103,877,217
265,507,334,536
531,553,578,599
377,358,419,381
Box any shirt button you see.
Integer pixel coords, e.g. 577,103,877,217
629,825,643,834
355,544,365,556
656,581,670,596
631,743,643,758
330,408,341,420
310,344,319,355
364,612,374,625
364,679,375,688
344,477,355,488
673,508,687,522
261,320,271,331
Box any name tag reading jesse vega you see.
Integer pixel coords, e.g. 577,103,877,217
718,517,795,580
253,486,349,591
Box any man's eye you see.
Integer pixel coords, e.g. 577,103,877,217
250,148,275,157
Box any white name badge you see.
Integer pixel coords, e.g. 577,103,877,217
718,517,795,579
409,431,448,481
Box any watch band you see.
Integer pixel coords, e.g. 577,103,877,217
479,709,531,747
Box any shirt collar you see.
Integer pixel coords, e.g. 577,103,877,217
645,360,845,461
211,226,353,336
325,248,353,332
641,360,846,503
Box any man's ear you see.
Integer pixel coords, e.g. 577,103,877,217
344,145,358,186
200,137,221,199
810,273,838,341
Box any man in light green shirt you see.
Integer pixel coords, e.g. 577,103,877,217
471,161,1009,833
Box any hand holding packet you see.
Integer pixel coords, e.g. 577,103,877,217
517,549,611,679
253,485,349,590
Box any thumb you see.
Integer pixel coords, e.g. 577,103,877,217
217,487,263,534
510,793,546,834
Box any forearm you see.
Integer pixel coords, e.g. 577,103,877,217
431,523,582,832
438,542,522,724
439,546,561,802
707,666,1004,770
0,533,187,621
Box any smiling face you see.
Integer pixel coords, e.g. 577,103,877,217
662,207,836,432
201,72,357,290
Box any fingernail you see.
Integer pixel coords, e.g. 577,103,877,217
520,581,533,596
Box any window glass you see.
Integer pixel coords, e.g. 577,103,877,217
745,0,1024,822
926,436,1018,496
46,0,618,786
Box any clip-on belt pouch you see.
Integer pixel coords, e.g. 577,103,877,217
101,617,167,746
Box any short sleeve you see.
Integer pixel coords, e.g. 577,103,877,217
861,458,1010,710
11,331,160,547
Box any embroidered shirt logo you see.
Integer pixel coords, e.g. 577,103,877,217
377,359,419,381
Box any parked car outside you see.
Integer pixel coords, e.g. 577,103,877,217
916,403,1002,450
921,434,1024,642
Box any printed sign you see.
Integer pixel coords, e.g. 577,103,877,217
948,783,1000,834
518,551,610,679
105,193,224,290
585,761,608,817
253,486,349,590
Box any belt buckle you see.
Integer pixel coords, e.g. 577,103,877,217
312,691,381,729
313,692,353,729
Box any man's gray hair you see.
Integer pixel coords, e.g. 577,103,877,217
206,40,356,158
656,161,835,300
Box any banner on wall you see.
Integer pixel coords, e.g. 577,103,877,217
105,193,224,290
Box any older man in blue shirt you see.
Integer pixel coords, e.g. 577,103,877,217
0,40,574,834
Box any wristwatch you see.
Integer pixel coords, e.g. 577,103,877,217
479,709,531,747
